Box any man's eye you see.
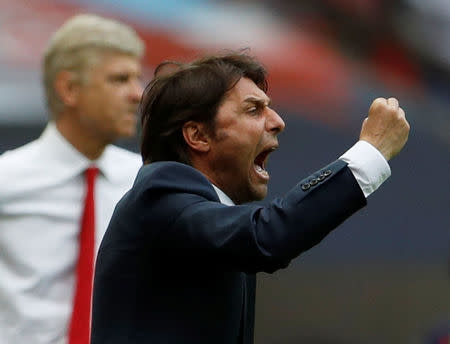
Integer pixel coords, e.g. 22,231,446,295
248,105,265,115
110,75,129,83
248,106,262,113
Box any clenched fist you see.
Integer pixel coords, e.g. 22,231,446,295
360,97,410,161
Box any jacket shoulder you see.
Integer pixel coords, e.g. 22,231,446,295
100,162,219,251
133,161,218,201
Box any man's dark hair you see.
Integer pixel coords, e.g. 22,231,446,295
153,60,183,77
140,52,268,165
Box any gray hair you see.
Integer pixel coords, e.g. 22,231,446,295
43,14,144,116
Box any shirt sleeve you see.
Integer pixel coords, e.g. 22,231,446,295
339,140,391,198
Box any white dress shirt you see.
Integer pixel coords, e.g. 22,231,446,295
0,123,142,344
212,140,391,205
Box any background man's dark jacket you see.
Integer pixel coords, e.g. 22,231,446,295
91,160,366,344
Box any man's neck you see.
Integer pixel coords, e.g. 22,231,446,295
55,114,107,161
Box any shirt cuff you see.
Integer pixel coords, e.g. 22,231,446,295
339,140,391,198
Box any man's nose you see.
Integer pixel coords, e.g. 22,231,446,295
130,79,143,102
266,108,285,134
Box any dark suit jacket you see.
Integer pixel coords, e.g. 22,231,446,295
91,160,366,344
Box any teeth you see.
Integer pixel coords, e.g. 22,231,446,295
255,165,268,176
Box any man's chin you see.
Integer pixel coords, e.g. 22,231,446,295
118,125,137,138
246,185,268,203
255,189,268,201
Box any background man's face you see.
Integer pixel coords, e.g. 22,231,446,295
206,77,285,204
75,52,142,143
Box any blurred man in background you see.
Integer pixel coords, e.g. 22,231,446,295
91,53,409,343
0,14,144,343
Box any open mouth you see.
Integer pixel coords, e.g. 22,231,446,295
253,147,277,180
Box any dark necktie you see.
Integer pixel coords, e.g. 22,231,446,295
68,167,99,343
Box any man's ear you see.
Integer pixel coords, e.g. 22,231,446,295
54,70,80,108
182,121,211,153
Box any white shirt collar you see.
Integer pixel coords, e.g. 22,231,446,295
40,122,124,182
212,184,235,206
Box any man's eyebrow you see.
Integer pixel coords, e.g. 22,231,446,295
242,96,272,106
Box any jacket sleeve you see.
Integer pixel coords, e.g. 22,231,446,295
136,160,366,273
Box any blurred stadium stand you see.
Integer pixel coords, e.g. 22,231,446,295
0,0,448,343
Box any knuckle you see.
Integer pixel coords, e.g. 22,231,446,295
369,98,386,113
372,98,385,107
374,97,386,104
400,118,409,129
388,97,398,103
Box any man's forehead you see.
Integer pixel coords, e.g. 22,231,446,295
91,52,141,72
228,77,269,103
